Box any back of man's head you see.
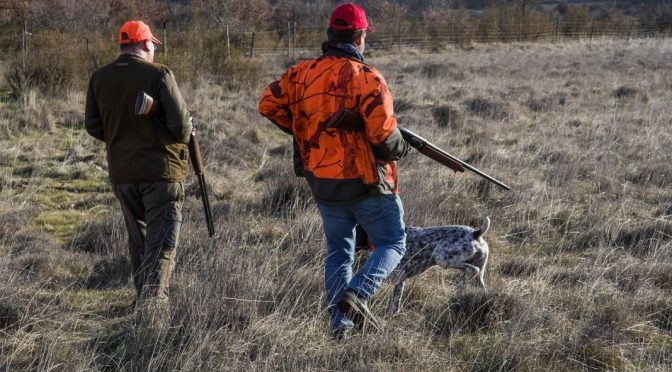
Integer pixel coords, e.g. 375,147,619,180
323,3,371,52
120,41,145,54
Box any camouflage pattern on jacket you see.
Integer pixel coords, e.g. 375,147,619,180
259,49,409,204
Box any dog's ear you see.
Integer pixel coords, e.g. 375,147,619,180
473,216,491,240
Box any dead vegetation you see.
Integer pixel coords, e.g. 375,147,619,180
0,38,671,370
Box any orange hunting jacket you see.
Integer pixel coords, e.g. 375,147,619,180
259,49,410,204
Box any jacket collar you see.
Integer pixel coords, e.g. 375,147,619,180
116,53,147,63
323,47,363,63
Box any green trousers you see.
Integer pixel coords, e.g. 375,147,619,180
112,182,184,300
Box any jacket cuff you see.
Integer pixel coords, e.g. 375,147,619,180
371,127,410,162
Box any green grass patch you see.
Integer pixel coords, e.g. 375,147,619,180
31,188,81,209
54,133,82,152
0,88,12,102
12,165,34,177
35,209,89,244
46,178,109,193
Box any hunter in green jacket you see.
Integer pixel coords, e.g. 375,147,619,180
85,51,191,183
84,20,191,305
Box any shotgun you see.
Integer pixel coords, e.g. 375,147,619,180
187,128,215,237
135,92,215,237
333,108,511,191
399,127,511,191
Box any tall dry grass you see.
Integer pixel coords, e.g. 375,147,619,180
1,38,671,370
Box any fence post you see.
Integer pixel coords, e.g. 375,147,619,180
555,19,559,43
249,32,255,58
226,25,231,61
163,21,168,57
22,19,30,110
589,21,595,42
85,37,98,70
22,19,28,70
450,20,454,45
397,20,401,53
293,22,296,57
288,22,291,56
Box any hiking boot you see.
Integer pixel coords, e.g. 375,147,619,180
336,290,382,332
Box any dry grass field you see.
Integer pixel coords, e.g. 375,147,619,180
1,37,671,370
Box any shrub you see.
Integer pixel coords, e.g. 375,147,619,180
585,294,637,343
6,31,90,97
260,178,312,217
69,217,126,256
445,291,523,333
86,256,130,289
0,206,41,239
11,249,91,288
543,163,579,187
647,301,672,332
610,219,672,257
525,93,567,112
420,63,465,81
650,263,672,291
206,130,265,169
465,97,508,120
432,104,461,129
159,30,265,90
498,257,538,278
606,263,648,292
394,98,414,113
627,162,672,188
506,223,534,245
549,269,588,287
0,300,23,331
613,85,638,100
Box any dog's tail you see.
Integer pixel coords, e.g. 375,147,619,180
473,216,490,240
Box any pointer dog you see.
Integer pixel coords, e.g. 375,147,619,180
364,217,491,315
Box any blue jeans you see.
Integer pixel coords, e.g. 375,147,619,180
316,194,406,330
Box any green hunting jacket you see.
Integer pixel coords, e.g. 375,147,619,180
85,54,191,184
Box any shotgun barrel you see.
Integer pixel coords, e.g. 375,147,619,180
399,127,511,191
188,130,215,237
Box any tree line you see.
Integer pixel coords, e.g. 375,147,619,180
2,0,672,98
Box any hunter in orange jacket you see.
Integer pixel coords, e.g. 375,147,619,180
259,3,410,339
259,46,409,204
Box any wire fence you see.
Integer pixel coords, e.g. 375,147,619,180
1,17,671,100
3,18,672,62
244,20,672,57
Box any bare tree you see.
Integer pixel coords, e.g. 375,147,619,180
195,0,271,31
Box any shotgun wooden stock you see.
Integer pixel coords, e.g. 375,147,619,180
399,127,511,191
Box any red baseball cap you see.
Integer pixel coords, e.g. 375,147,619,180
329,3,372,32
119,20,162,45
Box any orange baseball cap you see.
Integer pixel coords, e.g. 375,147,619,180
119,20,162,45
